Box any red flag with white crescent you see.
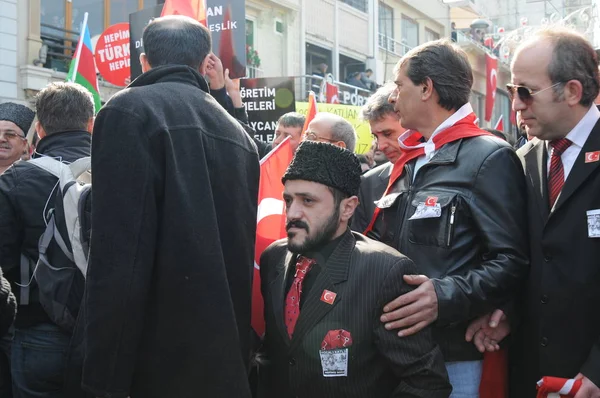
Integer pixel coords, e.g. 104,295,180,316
161,0,207,26
302,91,318,135
251,137,294,336
326,83,340,104
485,53,498,122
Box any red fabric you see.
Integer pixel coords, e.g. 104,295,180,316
218,6,235,76
302,91,318,135
536,377,582,397
485,54,498,122
494,115,504,131
548,138,572,208
77,44,99,92
285,257,315,338
479,349,508,398
363,112,491,235
251,137,294,337
161,0,207,25
326,83,340,104
321,329,353,350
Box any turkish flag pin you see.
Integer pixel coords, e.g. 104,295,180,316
320,290,337,305
585,151,600,163
425,196,438,207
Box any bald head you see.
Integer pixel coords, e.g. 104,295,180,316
142,15,211,70
306,113,357,152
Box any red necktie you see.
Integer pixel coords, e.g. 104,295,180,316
548,138,572,208
285,256,315,339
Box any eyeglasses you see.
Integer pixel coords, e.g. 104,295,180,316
506,82,563,105
304,131,339,144
0,131,26,141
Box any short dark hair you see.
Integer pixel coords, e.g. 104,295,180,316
533,28,600,107
360,83,398,122
277,112,305,128
396,39,473,111
365,69,373,73
327,186,348,208
143,15,211,69
482,128,507,141
35,82,94,135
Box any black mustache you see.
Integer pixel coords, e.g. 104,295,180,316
286,221,309,231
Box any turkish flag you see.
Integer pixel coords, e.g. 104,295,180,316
485,54,498,122
326,83,340,104
494,115,504,131
302,91,318,135
251,137,294,336
161,0,206,26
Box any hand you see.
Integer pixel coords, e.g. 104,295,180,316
574,374,600,398
224,69,243,108
380,275,438,337
465,309,509,353
205,53,225,90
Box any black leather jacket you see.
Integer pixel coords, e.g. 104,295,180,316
367,135,529,361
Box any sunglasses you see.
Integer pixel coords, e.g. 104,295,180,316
506,82,563,104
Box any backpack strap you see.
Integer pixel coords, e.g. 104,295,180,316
19,254,33,305
29,157,91,190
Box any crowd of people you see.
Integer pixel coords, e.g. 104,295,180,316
0,13,599,398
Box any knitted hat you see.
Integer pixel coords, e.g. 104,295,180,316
282,141,362,197
0,102,35,137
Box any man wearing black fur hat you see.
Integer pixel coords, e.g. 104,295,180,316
0,102,35,174
257,140,451,398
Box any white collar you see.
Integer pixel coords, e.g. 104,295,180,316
565,105,600,148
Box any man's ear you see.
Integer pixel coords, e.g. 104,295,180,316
199,54,210,75
340,195,359,222
86,117,94,134
140,53,151,73
35,121,46,139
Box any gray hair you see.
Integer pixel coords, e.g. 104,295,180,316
329,117,357,152
35,82,94,135
277,112,305,128
360,83,398,122
521,27,600,107
395,39,473,111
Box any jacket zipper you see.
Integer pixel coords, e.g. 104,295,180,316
447,205,456,247
396,164,414,252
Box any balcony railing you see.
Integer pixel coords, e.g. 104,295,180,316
455,31,504,63
378,33,413,57
246,66,264,79
40,23,79,73
293,74,374,106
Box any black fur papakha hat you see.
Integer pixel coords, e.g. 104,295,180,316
282,141,362,197
0,102,35,137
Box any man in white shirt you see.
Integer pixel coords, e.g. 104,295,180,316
469,27,600,398
364,39,529,396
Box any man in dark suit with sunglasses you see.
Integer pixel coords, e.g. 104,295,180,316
468,27,600,397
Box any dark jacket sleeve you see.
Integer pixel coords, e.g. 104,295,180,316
234,106,249,125
351,174,371,233
0,266,15,337
210,87,235,116
432,146,529,324
0,172,21,276
82,106,159,397
375,259,451,397
240,123,271,160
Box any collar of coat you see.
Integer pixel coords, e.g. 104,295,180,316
130,64,210,94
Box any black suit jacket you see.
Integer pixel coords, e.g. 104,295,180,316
352,162,393,233
258,231,451,398
512,121,600,397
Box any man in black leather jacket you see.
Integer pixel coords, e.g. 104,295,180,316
365,39,529,395
0,81,93,397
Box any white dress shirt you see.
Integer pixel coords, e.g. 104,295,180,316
546,105,600,182
412,103,475,181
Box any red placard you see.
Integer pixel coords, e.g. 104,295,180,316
94,23,131,87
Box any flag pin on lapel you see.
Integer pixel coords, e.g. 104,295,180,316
585,151,600,163
320,290,337,305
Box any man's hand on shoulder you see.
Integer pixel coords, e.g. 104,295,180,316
380,275,438,337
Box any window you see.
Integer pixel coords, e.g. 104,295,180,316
340,0,367,13
110,0,139,25
72,0,105,36
378,3,394,52
401,15,418,54
246,19,254,48
424,28,440,43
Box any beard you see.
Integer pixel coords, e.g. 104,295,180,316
287,207,340,254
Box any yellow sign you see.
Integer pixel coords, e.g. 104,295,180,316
295,102,372,154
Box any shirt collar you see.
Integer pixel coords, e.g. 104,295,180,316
423,103,474,158
565,105,600,149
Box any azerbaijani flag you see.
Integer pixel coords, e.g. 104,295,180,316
67,12,102,113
